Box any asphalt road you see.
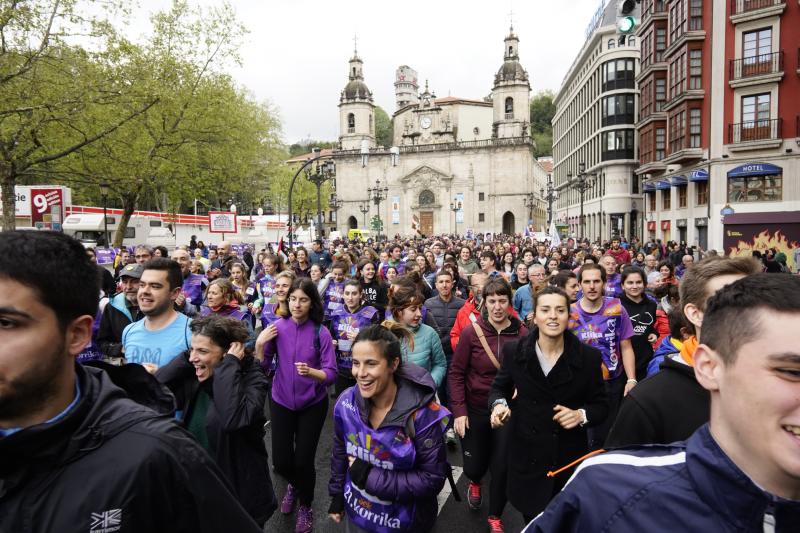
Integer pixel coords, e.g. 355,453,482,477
262,394,528,533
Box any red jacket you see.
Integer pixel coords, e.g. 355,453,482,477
448,315,528,418
608,247,631,265
449,296,518,351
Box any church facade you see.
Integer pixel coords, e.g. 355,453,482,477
328,29,548,238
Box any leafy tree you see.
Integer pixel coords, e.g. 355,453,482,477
374,106,392,147
288,139,336,157
529,91,555,157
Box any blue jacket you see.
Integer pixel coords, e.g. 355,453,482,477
512,284,534,320
402,323,447,388
646,336,682,376
524,424,800,532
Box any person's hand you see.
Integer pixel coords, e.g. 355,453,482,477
525,312,535,324
347,330,358,341
347,455,356,467
175,291,187,307
647,333,658,344
254,324,277,360
252,303,261,313
295,362,312,377
329,513,344,524
624,379,637,396
228,341,245,359
553,404,583,430
490,404,511,428
247,302,254,311
142,363,159,374
454,416,469,438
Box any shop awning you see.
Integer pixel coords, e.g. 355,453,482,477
643,182,656,192
671,175,688,186
655,180,671,190
727,162,782,178
688,169,709,182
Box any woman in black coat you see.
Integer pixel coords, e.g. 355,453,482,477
488,286,609,523
156,314,277,526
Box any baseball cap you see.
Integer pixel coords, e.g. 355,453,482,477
119,263,144,279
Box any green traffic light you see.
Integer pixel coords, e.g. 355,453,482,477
617,16,636,33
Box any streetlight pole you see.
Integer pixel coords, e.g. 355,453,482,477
568,162,595,239
359,201,370,230
99,182,110,249
287,150,335,247
329,193,340,235
539,173,557,228
523,193,536,230
367,179,388,242
449,199,459,235
306,160,336,238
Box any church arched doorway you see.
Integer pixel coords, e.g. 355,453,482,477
502,211,515,235
348,216,358,229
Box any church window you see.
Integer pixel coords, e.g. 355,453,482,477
419,190,435,206
508,45,514,56
479,213,485,222
608,38,616,50
347,113,355,133
505,97,514,119
369,114,373,134
352,67,356,77
479,192,485,201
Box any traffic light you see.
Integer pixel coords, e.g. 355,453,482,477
617,0,639,34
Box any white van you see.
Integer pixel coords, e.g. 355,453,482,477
62,214,176,249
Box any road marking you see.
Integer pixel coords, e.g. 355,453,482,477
437,465,463,515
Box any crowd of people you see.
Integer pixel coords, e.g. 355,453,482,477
1,229,798,533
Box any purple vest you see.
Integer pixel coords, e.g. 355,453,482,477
200,305,248,322
334,388,450,533
182,273,206,306
569,298,625,380
77,308,103,363
330,306,378,371
605,273,622,299
323,281,346,319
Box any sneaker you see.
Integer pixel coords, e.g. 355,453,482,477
445,428,457,447
280,484,297,514
467,481,482,510
295,505,313,533
487,515,504,533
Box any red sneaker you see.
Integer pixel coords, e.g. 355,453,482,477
467,481,482,510
488,515,505,533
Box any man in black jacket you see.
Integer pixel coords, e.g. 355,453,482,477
0,231,262,533
97,263,144,361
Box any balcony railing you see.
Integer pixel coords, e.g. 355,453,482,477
728,118,782,143
731,0,784,16
730,51,783,80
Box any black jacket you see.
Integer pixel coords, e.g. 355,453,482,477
360,278,388,316
424,294,466,355
97,293,143,358
156,353,277,526
0,363,262,533
488,328,608,516
606,356,709,448
619,293,658,381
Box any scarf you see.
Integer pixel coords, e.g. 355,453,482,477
679,335,698,366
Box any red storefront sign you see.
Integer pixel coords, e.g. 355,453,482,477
647,221,656,231
661,220,671,231
30,188,64,229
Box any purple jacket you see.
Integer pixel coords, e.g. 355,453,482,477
262,318,336,411
329,363,450,532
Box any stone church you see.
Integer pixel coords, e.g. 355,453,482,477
328,28,548,237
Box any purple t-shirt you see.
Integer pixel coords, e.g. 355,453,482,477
569,297,634,380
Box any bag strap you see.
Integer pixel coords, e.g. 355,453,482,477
471,321,500,369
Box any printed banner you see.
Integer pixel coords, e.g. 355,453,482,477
391,196,400,225
455,193,464,224
30,188,64,228
208,211,238,233
724,222,800,273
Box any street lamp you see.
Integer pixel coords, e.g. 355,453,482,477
305,158,336,238
288,149,331,247
568,162,595,239
99,182,110,249
359,201,370,229
523,193,536,229
449,198,460,235
367,178,389,241
329,193,341,233
539,173,558,228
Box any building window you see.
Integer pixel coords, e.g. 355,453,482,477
689,49,702,89
478,192,485,201
655,78,666,111
655,127,666,160
649,192,657,211
669,0,686,43
696,181,708,205
678,185,687,207
655,28,666,62
662,189,671,209
669,51,687,100
743,28,772,59
608,38,616,50
728,175,782,202
505,97,514,119
602,129,636,160
347,113,355,133
742,93,771,124
602,59,635,91
478,212,485,222
418,189,435,206
689,108,701,148
602,94,636,126
628,36,636,47
669,110,686,152
688,0,702,31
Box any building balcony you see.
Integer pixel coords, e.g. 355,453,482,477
636,61,667,83
663,89,705,113
635,160,668,175
729,51,784,88
663,30,705,60
636,111,667,129
662,145,705,165
730,0,786,24
727,118,783,151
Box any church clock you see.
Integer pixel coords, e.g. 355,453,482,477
420,116,432,129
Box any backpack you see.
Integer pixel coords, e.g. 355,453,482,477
404,406,462,502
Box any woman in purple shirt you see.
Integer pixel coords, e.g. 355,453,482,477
257,277,336,533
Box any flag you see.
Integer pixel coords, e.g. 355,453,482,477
549,220,562,249
276,236,285,255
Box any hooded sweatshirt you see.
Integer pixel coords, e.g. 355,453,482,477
329,363,451,533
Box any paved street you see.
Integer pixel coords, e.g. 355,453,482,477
263,395,527,533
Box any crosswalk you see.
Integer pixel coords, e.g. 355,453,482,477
437,465,463,514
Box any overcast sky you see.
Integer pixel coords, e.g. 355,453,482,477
130,0,608,144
